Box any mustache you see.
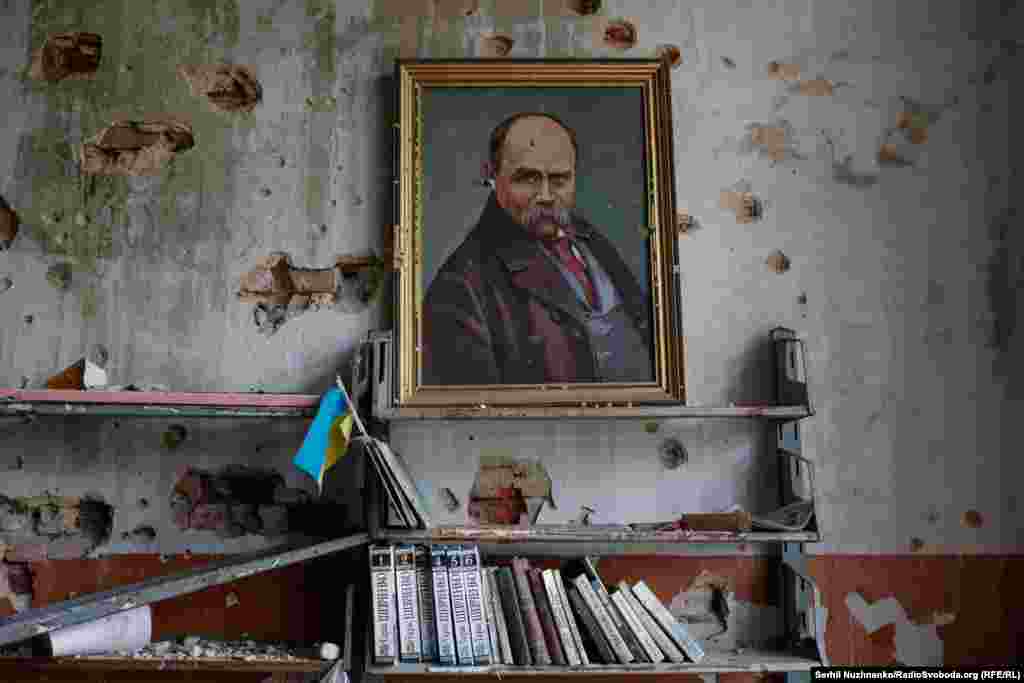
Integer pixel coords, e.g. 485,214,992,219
525,205,574,231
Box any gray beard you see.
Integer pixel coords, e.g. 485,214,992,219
524,205,574,238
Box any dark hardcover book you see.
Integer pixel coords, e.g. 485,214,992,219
564,557,645,662
527,568,566,665
511,558,550,665
566,583,616,665
496,566,532,665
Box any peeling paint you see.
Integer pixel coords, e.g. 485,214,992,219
845,593,944,666
304,0,337,82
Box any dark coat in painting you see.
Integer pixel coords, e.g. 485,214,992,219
421,194,653,386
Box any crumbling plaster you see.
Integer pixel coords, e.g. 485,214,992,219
0,0,1019,558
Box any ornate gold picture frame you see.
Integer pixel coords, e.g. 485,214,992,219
395,59,683,407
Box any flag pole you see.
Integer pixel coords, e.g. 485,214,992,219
335,374,370,440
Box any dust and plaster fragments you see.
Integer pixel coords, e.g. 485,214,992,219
80,119,195,176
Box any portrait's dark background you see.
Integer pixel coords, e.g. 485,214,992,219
420,86,649,295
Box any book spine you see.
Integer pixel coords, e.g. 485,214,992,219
573,575,633,664
611,588,665,663
631,581,705,663
414,545,438,662
566,584,615,664
369,545,396,665
486,568,513,664
616,581,684,663
430,546,457,665
395,545,422,662
593,578,646,663
445,546,475,665
553,570,589,665
461,546,493,665
542,569,580,666
374,440,433,527
343,583,356,668
528,568,566,665
496,566,531,665
511,558,551,664
479,564,501,664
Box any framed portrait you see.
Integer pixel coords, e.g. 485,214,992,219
395,59,683,408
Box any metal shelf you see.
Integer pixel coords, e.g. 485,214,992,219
375,525,819,547
0,389,318,418
367,649,819,675
377,404,812,420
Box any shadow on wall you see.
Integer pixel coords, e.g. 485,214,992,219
727,332,778,405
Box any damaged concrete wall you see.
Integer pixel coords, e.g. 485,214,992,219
0,0,1020,564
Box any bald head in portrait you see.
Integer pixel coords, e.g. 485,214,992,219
421,112,653,386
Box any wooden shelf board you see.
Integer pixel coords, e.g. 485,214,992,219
379,405,812,420
376,525,819,546
0,655,327,673
368,649,820,675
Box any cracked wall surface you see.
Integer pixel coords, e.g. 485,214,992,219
0,0,1019,563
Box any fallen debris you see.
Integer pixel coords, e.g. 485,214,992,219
29,32,102,82
80,119,195,176
602,19,637,50
766,249,791,273
479,34,514,58
0,196,18,250
178,64,261,114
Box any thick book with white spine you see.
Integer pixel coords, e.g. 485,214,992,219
369,545,397,665
479,565,501,664
486,568,513,664
617,581,685,663
631,580,705,663
430,546,457,665
542,569,580,665
611,588,665,663
572,574,634,664
461,546,492,665
446,546,475,665
395,545,422,662
413,546,438,662
552,570,589,665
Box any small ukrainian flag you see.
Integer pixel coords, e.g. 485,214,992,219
293,387,354,494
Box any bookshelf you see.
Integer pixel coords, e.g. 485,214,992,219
356,328,827,680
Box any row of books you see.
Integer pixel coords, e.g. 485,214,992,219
369,544,704,667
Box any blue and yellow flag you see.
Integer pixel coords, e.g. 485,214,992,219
293,387,354,493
